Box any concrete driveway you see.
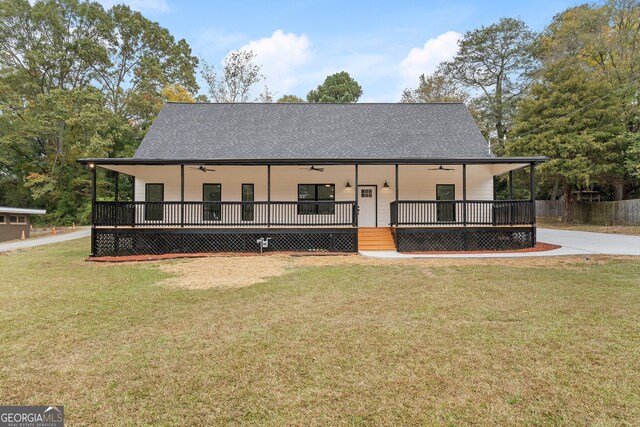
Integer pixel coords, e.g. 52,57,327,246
361,227,640,259
537,228,640,256
0,227,90,253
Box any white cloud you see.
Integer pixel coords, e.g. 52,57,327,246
399,31,461,89
196,28,246,56
236,30,312,95
95,0,170,13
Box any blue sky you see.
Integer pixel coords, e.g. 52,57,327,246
101,0,582,101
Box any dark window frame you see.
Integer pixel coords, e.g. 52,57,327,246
297,184,335,215
241,183,254,221
0,214,5,224
145,183,164,221
436,184,456,222
203,183,222,221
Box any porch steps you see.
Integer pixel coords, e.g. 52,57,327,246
358,227,396,251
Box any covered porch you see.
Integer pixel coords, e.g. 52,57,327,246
83,158,543,255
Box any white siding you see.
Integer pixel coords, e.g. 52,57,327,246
111,164,497,227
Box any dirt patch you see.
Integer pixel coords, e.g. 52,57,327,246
159,255,296,289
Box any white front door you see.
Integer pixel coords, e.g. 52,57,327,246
358,185,377,227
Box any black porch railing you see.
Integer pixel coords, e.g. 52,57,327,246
94,201,357,227
389,200,534,226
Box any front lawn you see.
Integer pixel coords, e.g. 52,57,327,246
1,239,639,425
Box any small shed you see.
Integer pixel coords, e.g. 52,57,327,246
0,207,46,242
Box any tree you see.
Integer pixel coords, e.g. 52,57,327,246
92,4,198,143
506,59,625,220
625,133,640,180
201,50,264,102
0,0,199,223
443,18,538,152
307,71,362,103
276,94,305,103
401,69,469,103
542,2,640,133
537,2,640,199
256,85,275,103
162,84,196,102
0,0,109,94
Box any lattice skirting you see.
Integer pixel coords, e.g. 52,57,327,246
92,228,357,256
394,227,535,252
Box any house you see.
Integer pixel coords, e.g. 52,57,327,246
0,207,46,242
80,103,547,256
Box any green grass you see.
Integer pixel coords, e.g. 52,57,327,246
538,217,640,235
1,238,640,425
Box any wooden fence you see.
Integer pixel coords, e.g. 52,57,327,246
536,199,640,225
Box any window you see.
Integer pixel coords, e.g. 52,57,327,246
298,184,335,214
436,184,456,222
0,215,5,224
8,215,26,224
145,183,164,221
361,188,373,198
242,184,254,221
203,184,222,221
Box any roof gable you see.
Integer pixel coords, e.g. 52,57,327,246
133,103,492,160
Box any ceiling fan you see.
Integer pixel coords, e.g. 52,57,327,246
190,165,216,172
299,165,325,172
428,165,455,171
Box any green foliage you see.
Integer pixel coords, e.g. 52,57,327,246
307,71,363,103
401,69,469,103
623,133,640,179
508,1,640,201
277,94,305,103
0,0,198,224
441,18,538,150
506,59,625,193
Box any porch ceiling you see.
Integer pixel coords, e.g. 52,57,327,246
489,163,532,176
82,156,547,172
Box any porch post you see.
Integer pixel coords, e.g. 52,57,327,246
529,163,536,220
508,170,513,199
394,164,399,227
114,172,119,201
267,165,271,227
530,162,537,244
462,164,467,226
493,175,497,200
354,164,359,227
395,164,399,202
90,164,96,256
180,164,184,227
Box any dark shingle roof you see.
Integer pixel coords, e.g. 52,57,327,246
133,103,492,160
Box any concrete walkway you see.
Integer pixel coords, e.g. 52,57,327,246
360,227,640,259
0,227,90,252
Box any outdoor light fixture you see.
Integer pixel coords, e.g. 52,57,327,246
383,180,390,188
345,181,352,188
88,163,95,169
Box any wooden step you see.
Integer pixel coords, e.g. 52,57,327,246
357,227,395,251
